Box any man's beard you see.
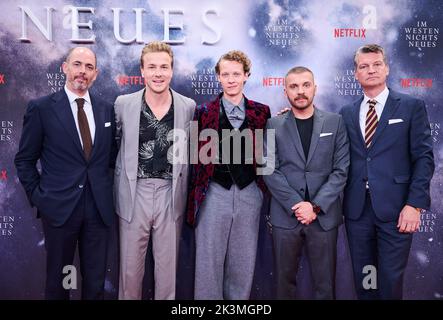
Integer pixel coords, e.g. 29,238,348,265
72,76,89,91
289,95,312,110
73,82,88,91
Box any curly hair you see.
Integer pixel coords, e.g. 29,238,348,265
215,50,251,76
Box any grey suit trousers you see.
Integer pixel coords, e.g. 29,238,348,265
119,178,179,300
195,181,263,300
272,221,338,299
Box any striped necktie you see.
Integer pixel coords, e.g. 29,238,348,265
365,99,378,148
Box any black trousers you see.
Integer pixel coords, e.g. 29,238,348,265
272,220,338,299
41,183,109,300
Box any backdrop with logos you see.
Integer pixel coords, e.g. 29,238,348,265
0,0,441,299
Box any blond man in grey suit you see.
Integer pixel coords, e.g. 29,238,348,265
114,42,195,300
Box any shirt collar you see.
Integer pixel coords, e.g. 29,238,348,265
141,88,175,112
363,86,389,107
222,96,245,113
64,85,92,106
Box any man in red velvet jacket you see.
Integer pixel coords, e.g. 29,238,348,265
186,50,270,300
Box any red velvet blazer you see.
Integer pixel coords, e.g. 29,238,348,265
186,93,271,226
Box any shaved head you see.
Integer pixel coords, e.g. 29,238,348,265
66,47,97,68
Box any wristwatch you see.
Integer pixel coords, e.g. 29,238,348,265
311,203,321,214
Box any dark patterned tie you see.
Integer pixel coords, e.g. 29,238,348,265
365,99,378,148
75,98,92,160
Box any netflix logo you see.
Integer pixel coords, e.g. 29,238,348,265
116,75,145,86
401,78,433,88
263,77,285,87
334,28,366,38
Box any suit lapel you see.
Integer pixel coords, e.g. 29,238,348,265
171,89,187,196
368,91,400,149
205,95,221,131
172,89,187,132
351,96,366,147
284,111,306,162
245,98,256,131
125,89,144,179
306,108,325,166
89,94,104,161
51,91,84,157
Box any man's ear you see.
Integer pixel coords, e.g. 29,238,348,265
62,62,68,74
93,68,99,81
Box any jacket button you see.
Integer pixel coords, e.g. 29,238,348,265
78,184,84,189
366,157,371,161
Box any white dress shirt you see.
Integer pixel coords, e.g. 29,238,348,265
359,86,390,138
64,85,96,146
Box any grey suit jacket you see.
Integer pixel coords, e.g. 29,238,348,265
263,108,350,231
114,88,196,222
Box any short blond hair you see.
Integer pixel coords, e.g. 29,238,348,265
140,41,174,68
215,50,251,76
354,44,387,69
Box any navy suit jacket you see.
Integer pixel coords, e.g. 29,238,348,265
15,90,117,227
339,89,434,222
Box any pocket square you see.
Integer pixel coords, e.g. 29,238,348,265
320,132,333,137
104,122,111,127
388,119,403,125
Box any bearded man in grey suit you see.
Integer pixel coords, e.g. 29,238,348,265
114,41,195,300
264,66,350,299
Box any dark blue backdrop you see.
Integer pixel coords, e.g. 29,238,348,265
0,0,441,299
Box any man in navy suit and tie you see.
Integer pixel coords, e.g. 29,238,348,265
340,44,434,299
15,47,116,299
